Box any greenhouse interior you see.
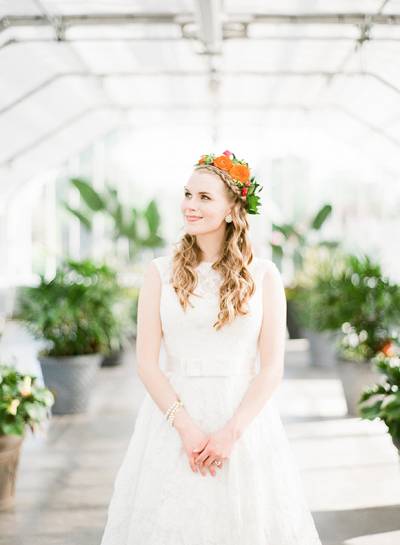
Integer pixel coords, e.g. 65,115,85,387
1,1,400,544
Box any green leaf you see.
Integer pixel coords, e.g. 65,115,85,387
1,420,25,436
143,200,161,234
63,203,92,230
358,399,382,419
71,178,105,211
272,223,296,239
311,204,332,230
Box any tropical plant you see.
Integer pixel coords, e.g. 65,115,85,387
290,245,347,331
270,203,337,273
291,251,400,361
358,347,400,449
64,178,165,260
0,364,54,436
16,259,126,357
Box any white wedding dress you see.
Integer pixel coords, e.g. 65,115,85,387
100,254,322,545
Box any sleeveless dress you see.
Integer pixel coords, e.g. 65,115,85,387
100,254,322,545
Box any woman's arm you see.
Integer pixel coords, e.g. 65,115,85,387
224,260,287,440
136,260,195,432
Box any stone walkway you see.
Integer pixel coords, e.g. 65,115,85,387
1,339,399,545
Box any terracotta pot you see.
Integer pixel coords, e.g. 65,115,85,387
0,434,24,510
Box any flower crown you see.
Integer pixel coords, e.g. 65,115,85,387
194,150,263,215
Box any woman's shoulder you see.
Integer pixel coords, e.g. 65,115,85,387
251,255,277,269
251,256,281,281
150,253,173,283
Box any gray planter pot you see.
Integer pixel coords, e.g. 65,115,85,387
38,353,102,415
303,328,340,367
286,299,303,339
101,349,124,367
391,435,400,456
336,357,384,417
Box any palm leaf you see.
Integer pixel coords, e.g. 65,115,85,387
70,178,105,211
311,204,332,230
63,202,92,230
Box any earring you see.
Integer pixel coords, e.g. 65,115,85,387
225,214,233,223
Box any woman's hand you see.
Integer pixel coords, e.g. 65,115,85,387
177,422,216,476
192,426,237,476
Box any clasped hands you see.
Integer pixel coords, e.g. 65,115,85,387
180,424,237,477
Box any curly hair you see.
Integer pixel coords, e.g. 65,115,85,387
170,164,256,331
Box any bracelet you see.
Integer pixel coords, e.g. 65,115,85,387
165,399,184,427
165,399,180,420
169,401,184,427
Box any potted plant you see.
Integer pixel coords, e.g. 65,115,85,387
291,250,400,415
269,203,337,339
0,363,54,509
290,245,346,367
64,178,166,262
358,346,400,454
328,254,400,416
16,259,123,414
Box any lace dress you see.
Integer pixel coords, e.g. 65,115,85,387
99,254,322,545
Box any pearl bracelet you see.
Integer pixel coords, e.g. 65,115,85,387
165,399,184,427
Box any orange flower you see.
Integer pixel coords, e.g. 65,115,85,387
381,341,395,357
229,163,250,182
198,155,206,164
214,155,233,171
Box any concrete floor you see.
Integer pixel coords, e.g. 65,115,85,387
0,338,399,545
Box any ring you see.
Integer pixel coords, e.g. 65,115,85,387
213,460,222,467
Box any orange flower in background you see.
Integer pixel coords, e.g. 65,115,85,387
381,341,395,357
214,155,233,171
229,163,250,182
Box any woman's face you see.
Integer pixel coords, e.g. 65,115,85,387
181,170,232,234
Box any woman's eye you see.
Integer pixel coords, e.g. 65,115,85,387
184,192,210,200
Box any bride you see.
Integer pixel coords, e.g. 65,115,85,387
100,150,322,544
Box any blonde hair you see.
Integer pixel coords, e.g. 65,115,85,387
170,164,256,330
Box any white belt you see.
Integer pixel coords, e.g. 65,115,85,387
165,356,256,377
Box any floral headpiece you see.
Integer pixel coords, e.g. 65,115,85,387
194,150,263,215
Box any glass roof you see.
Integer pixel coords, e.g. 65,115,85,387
1,0,400,200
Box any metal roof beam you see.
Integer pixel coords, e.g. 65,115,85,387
1,69,400,118
2,35,400,52
2,12,400,34
193,0,222,54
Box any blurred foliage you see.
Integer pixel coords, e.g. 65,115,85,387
63,178,166,261
358,349,400,447
16,260,127,357
270,202,338,275
0,364,54,436
291,249,400,361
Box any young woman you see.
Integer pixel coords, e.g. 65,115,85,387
100,151,322,544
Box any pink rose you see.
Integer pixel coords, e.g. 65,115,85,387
223,150,233,158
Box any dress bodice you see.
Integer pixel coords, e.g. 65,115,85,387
153,254,274,376
152,254,273,378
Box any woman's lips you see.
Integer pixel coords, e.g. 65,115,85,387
186,216,203,222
